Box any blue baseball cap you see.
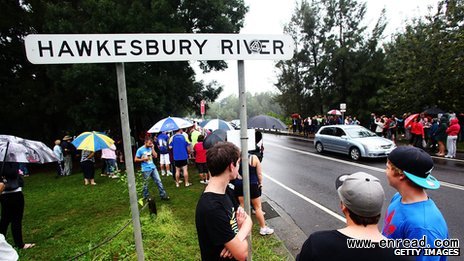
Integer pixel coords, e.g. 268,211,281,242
388,146,440,190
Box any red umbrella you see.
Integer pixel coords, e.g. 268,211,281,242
327,109,342,115
404,113,419,128
291,113,300,119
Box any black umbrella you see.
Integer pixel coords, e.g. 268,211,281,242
248,115,287,130
203,129,227,149
423,107,445,115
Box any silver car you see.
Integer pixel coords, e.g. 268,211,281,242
314,125,396,161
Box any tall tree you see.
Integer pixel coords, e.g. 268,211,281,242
382,0,464,114
0,0,247,139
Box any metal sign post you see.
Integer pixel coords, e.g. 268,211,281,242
116,63,144,260
237,60,252,259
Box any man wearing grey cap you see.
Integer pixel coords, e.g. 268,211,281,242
297,172,410,260
383,146,448,261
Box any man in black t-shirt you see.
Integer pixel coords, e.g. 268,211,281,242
195,142,252,261
297,172,412,261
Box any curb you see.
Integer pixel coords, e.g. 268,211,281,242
261,194,307,260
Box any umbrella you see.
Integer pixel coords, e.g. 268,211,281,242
423,107,445,115
229,119,240,129
327,109,342,115
0,135,58,163
72,131,114,152
404,113,419,128
291,113,300,119
203,129,227,149
248,115,287,130
200,119,234,131
148,117,193,133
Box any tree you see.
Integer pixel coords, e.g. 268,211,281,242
0,0,247,139
275,0,387,123
382,0,464,114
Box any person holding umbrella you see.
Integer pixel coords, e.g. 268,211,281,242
0,162,35,249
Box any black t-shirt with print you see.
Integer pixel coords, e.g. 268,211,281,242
297,230,413,261
196,192,238,261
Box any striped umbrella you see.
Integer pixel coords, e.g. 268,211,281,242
148,117,193,133
72,131,114,152
200,119,234,131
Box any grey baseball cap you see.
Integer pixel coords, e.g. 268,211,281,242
335,172,385,217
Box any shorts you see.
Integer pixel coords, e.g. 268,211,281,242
174,159,188,168
196,162,208,173
159,153,170,165
234,183,261,199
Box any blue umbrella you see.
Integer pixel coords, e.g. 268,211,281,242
200,119,234,131
148,117,193,133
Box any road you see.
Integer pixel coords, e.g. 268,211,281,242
261,133,464,259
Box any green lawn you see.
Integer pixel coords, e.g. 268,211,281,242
11,164,289,260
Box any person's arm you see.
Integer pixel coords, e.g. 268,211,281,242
151,145,157,158
252,155,263,185
223,209,252,261
134,149,144,163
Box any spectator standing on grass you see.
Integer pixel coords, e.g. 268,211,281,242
157,132,173,176
233,154,274,236
134,137,169,201
0,162,35,250
61,135,75,176
383,146,448,261
101,144,118,178
53,140,64,177
193,135,209,184
445,118,460,159
80,150,96,185
297,172,410,261
195,142,252,261
170,129,191,188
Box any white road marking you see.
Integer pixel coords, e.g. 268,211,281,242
266,141,464,191
263,172,346,223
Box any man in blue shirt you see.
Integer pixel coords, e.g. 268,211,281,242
135,137,169,200
383,146,448,261
169,129,191,187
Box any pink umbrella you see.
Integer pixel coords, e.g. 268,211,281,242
404,113,419,128
327,109,342,115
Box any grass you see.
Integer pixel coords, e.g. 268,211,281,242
11,163,289,260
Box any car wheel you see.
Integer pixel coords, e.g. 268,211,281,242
315,142,324,153
349,147,361,161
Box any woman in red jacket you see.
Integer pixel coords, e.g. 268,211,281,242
445,118,461,158
410,117,425,148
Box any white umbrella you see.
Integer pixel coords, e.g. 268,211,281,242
148,117,193,133
0,135,57,163
200,119,234,131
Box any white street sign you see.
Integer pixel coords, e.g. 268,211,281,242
24,34,294,64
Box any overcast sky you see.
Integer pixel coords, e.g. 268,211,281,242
194,0,438,99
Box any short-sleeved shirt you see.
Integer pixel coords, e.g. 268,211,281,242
157,133,170,154
135,146,155,172
382,193,448,261
170,134,190,161
80,150,94,162
193,142,207,163
297,230,412,261
195,192,238,261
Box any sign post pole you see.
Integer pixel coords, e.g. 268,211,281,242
116,63,145,261
237,60,252,260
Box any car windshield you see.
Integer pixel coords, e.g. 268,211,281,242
345,127,377,138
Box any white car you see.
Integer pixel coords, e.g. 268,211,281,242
314,125,396,161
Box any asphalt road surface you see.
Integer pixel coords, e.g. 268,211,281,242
261,133,463,259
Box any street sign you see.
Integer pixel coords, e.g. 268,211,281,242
340,103,346,110
24,34,294,64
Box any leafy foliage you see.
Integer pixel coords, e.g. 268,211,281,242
0,0,247,140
